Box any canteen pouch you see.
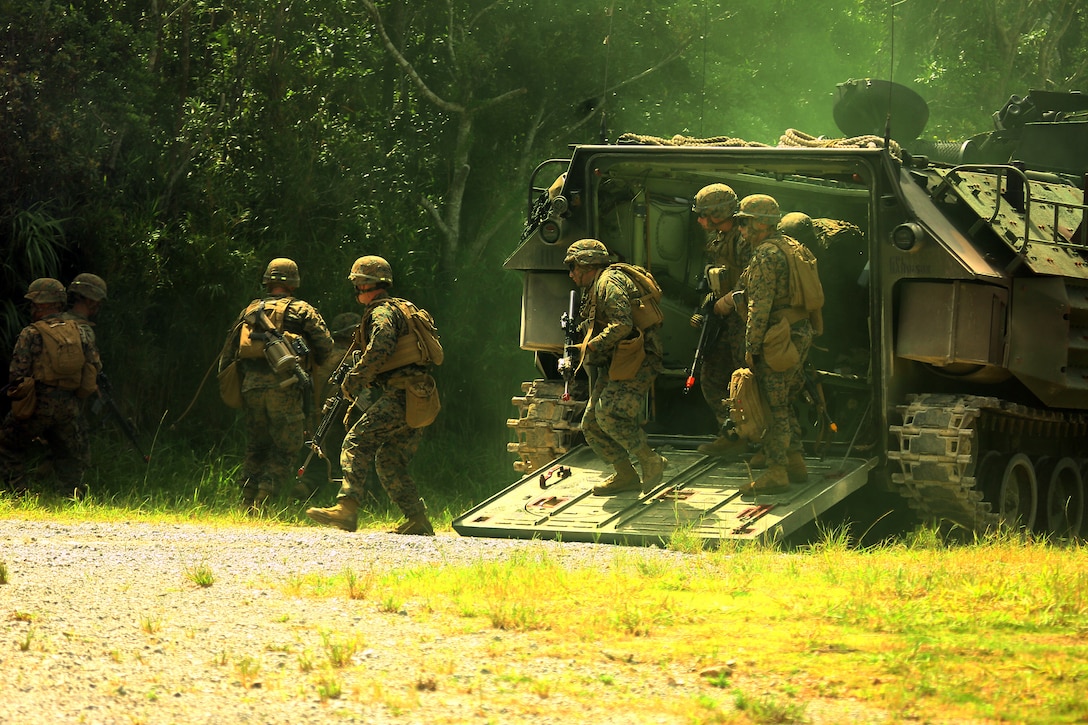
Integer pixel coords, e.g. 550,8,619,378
8,376,37,420
404,374,441,429
76,363,99,400
608,328,645,381
762,317,800,372
218,360,243,409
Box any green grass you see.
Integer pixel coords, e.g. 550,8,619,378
266,531,1088,724
0,424,520,532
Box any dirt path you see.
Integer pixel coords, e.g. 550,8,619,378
0,519,891,724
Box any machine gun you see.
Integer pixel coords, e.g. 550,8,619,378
557,290,579,401
297,348,360,481
244,305,313,416
95,373,150,463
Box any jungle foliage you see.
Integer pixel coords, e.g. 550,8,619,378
1,1,1085,485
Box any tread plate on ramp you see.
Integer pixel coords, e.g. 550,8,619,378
453,445,876,545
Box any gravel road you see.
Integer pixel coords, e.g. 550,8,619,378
0,518,892,725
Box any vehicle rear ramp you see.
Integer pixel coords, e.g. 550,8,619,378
453,441,877,546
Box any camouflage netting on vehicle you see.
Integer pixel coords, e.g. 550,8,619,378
618,130,902,161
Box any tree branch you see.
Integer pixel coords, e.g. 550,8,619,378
359,0,464,114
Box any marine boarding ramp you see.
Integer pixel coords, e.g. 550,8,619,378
453,441,875,546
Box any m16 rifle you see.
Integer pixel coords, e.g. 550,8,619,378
684,284,720,393
95,373,150,463
557,290,579,401
244,305,313,416
297,348,360,481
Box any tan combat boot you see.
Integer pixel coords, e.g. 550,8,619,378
738,464,790,495
748,450,807,483
592,459,641,495
393,512,435,536
306,497,359,532
697,435,748,457
636,446,667,492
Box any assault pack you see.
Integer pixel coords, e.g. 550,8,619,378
599,262,665,330
31,318,86,391
375,298,444,373
725,367,770,443
768,235,825,335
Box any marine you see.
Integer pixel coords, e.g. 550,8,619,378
219,258,334,511
306,255,440,535
0,278,102,497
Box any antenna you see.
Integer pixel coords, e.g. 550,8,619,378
884,0,898,150
699,0,708,136
599,2,616,143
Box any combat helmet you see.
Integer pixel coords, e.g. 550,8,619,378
693,184,739,219
735,194,782,225
779,212,817,247
563,239,611,267
263,258,301,288
349,255,393,286
25,278,67,305
69,272,108,301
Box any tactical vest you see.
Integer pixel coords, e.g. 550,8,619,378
31,318,85,390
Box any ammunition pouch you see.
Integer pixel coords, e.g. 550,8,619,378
608,328,645,381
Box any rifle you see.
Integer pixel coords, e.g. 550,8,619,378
244,304,314,417
557,290,578,401
95,373,150,463
801,361,838,443
684,293,717,394
297,348,360,481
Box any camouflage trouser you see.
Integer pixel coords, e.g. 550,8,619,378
700,314,745,427
337,387,424,517
241,385,306,499
0,388,88,494
581,356,659,467
754,320,815,467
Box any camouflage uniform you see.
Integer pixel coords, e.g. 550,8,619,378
0,313,102,495
580,268,664,467
780,213,868,368
742,233,815,468
221,294,333,503
701,226,751,425
337,295,429,518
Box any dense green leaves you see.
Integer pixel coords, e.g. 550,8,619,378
0,0,1084,457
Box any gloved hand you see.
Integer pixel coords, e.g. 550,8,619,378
690,292,715,327
713,293,736,317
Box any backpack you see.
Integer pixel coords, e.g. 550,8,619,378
726,367,769,443
376,299,444,373
769,235,825,334
31,318,85,390
604,263,664,330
